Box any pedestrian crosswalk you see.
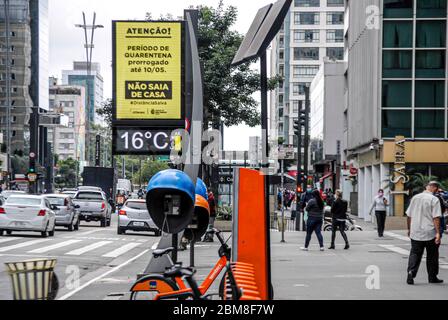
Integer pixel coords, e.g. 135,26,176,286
0,236,148,259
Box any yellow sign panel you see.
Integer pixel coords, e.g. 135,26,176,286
114,21,183,120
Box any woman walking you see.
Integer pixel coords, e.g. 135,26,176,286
329,190,350,250
369,189,389,237
301,190,325,251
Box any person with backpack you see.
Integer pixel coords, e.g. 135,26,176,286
329,190,350,250
369,189,389,237
301,190,325,251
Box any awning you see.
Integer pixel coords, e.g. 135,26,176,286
319,172,334,184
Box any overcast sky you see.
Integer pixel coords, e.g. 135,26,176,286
49,0,273,151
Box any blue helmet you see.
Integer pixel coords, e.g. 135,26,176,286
147,169,195,202
195,178,208,201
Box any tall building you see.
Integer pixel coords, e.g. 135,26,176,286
270,0,345,158
62,61,103,125
0,0,49,183
345,0,448,222
309,58,346,192
48,84,86,164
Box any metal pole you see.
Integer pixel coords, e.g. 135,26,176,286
260,52,273,300
190,238,195,268
281,159,285,243
304,86,311,191
296,102,303,232
4,0,12,188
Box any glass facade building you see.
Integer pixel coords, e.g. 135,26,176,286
381,0,447,139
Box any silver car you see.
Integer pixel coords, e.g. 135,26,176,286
117,200,160,236
0,195,56,237
0,190,26,200
44,194,80,231
61,191,78,199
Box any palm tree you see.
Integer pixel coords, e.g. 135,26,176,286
406,173,438,196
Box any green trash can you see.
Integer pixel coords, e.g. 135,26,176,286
5,259,58,300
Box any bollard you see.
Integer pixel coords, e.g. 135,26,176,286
5,259,58,300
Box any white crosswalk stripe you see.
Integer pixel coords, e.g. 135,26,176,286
0,237,20,245
102,242,141,258
384,232,410,242
65,241,113,256
28,240,83,254
379,244,448,270
0,239,52,253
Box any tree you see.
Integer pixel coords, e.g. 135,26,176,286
146,1,281,129
96,100,113,128
55,158,79,189
132,160,170,187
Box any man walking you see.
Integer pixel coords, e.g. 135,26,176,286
406,181,443,285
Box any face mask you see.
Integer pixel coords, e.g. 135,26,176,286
307,189,312,193
379,193,384,197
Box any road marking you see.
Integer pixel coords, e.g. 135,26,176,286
0,237,20,245
65,241,112,256
151,242,159,250
28,240,83,254
58,249,150,300
384,232,410,242
76,229,105,236
0,239,52,253
379,245,448,270
102,243,141,258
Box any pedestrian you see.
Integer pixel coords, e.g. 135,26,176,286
406,181,443,285
434,188,447,238
369,189,389,237
301,190,325,251
203,191,216,242
329,190,350,250
277,189,282,211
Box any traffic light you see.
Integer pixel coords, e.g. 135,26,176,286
293,120,301,136
29,155,36,174
299,107,307,127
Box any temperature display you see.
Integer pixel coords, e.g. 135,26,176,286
113,127,179,155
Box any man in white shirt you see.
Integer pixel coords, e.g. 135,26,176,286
406,181,443,285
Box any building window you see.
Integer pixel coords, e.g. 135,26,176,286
326,47,344,60
294,12,320,25
295,0,320,6
294,47,320,60
382,50,413,78
279,108,284,118
294,30,320,43
326,12,344,25
326,29,344,42
414,110,445,138
382,110,412,138
382,81,412,108
415,81,445,108
293,66,320,77
327,0,344,6
279,50,284,60
293,101,300,113
293,83,309,95
415,50,446,78
416,21,446,48
417,0,447,18
383,21,413,48
383,0,413,18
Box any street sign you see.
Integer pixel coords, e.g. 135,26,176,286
278,145,295,160
95,135,101,166
113,21,185,123
27,173,38,183
113,127,179,155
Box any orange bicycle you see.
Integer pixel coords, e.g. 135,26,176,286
130,229,239,300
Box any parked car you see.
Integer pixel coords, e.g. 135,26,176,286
0,195,56,237
44,194,80,231
72,190,112,227
117,199,161,236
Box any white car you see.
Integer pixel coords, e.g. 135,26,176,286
0,195,57,238
117,199,160,236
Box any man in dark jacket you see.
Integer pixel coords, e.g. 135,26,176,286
329,190,350,250
203,191,216,242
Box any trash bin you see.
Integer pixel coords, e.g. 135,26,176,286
5,259,58,300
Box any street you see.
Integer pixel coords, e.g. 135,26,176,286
0,215,446,300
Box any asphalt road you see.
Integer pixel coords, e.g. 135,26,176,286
0,213,160,300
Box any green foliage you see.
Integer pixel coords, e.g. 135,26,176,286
132,160,170,187
96,100,113,128
55,158,79,189
146,1,281,129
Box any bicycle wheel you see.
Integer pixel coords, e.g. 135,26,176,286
130,275,179,300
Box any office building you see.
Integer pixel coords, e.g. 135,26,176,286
270,0,345,157
345,0,448,223
48,84,86,165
